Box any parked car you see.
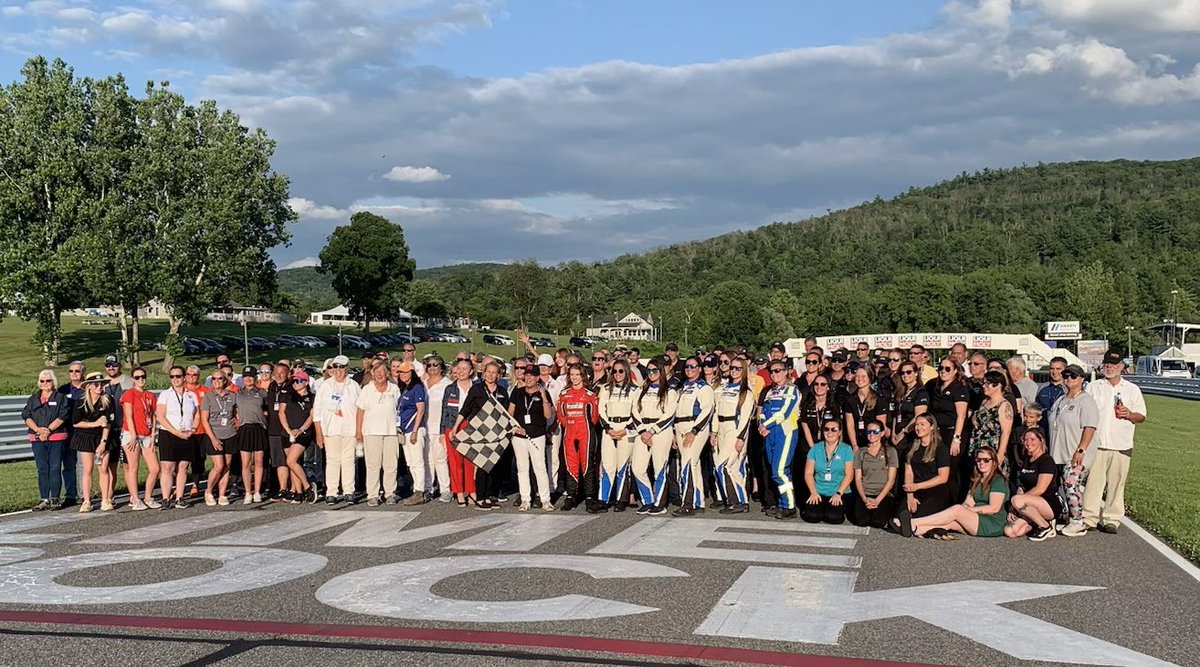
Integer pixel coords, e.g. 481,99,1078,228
299,336,327,348
532,337,556,348
181,339,205,355
248,337,276,351
341,335,371,350
275,334,302,347
483,334,515,346
569,337,592,348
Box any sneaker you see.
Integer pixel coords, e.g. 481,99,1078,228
217,496,230,506
612,502,628,513
308,486,320,504
1099,523,1119,534
403,494,427,506
385,494,400,505
190,486,201,498
474,499,495,511
253,493,263,503
159,499,174,511
287,492,302,505
673,507,696,517
175,497,190,509
79,501,92,513
646,506,667,516
776,508,797,519
205,493,217,507
367,497,381,507
144,498,162,509
542,500,556,512
49,498,62,510
586,501,609,514
33,500,50,512
519,502,531,512
243,495,253,505
343,494,357,504
325,495,339,505
129,501,148,512
439,492,453,503
1062,521,1089,537
765,506,780,517
59,498,76,509
100,501,114,512
635,504,653,515
530,499,543,509
1029,523,1057,542
720,503,749,515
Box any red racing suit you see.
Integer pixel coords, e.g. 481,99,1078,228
556,386,600,502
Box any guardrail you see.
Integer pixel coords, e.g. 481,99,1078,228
1125,376,1200,401
0,395,32,463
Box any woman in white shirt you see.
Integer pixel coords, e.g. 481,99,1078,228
423,355,453,502
355,361,401,507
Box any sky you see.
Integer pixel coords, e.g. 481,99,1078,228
3,0,1200,271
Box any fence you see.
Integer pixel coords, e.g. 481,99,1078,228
1125,376,1200,401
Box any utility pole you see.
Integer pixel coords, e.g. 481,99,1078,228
682,308,693,350
1124,325,1134,357
1169,289,1179,347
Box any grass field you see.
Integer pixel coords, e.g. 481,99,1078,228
0,395,1195,564
0,316,668,393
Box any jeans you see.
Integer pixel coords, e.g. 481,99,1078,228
60,444,77,499
33,440,65,500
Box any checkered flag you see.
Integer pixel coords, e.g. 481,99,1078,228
453,396,517,473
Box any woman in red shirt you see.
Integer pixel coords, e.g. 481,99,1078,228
120,368,161,510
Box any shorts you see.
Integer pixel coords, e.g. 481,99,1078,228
157,431,195,463
121,431,155,450
190,434,208,467
207,435,240,457
268,435,287,467
237,423,268,453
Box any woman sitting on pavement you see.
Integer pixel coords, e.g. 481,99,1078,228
909,445,1009,540
893,413,952,535
801,419,855,524
1004,429,1062,542
851,419,897,528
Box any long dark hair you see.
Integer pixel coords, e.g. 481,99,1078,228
607,359,633,392
639,359,671,409
969,445,1006,498
894,361,919,405
908,413,943,465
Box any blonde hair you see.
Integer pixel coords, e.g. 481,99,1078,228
36,369,58,391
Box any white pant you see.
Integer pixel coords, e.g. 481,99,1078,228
514,434,552,503
323,434,356,497
547,427,563,492
424,426,450,494
401,427,427,493
364,434,400,500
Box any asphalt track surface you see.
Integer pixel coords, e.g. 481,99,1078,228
0,496,1196,667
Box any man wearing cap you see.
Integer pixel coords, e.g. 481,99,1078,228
101,356,131,474
313,355,360,504
1074,350,1145,535
352,350,374,386
1049,363,1098,535
759,343,793,385
56,360,86,507
265,362,295,498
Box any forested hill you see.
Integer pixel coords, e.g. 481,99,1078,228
278,158,1199,351
276,263,505,314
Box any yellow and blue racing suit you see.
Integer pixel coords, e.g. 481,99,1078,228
759,384,800,509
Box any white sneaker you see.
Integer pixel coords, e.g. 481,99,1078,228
543,500,556,512
218,496,230,506
129,501,148,511
243,495,253,505
439,492,452,503
205,493,217,507
518,502,531,512
144,498,162,509
253,493,263,503
1062,521,1089,537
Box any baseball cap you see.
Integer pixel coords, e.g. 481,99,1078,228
770,342,785,352
397,361,413,373
703,355,718,367
537,353,554,366
333,354,350,366
665,343,679,352
375,351,388,360
292,370,309,381
104,354,120,367
1065,363,1086,376
361,350,374,359
831,351,847,362
242,365,256,377
1102,350,1124,365
754,355,767,365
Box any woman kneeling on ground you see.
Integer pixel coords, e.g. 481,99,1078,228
851,420,897,528
910,445,1008,540
802,419,855,524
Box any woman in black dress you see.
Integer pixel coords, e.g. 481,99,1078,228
925,358,969,501
896,413,951,533
71,373,116,512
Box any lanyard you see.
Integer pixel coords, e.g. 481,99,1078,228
213,392,231,416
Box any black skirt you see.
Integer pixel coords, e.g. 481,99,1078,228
207,434,240,456
158,431,195,463
237,423,268,453
70,429,108,455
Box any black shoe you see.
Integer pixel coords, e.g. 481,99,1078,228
174,497,190,509
612,502,628,513
530,499,543,509
765,506,780,517
1098,523,1119,534
585,501,609,514
159,499,175,511
59,498,76,509
1029,523,1057,541
720,503,749,515
561,498,577,512
775,508,797,519
646,506,667,516
635,504,653,515
673,507,696,517
897,507,913,537
49,498,62,511
324,496,338,505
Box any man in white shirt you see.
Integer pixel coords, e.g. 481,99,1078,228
399,342,425,379
313,355,361,504
1074,350,1146,535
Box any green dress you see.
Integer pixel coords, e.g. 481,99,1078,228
972,476,1010,538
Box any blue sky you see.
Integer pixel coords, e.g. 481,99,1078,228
3,0,1200,270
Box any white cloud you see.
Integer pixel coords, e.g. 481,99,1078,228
1021,0,1200,34
288,197,346,220
944,0,1013,30
1015,38,1200,104
382,166,451,183
283,256,319,269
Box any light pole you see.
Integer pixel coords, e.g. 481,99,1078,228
1124,325,1134,357
240,313,250,368
1169,289,1179,347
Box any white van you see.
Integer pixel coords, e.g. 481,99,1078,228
1135,356,1191,378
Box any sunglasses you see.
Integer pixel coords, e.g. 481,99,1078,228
900,370,916,376
684,364,699,370
888,358,902,363
976,457,994,463
648,368,661,374
939,366,955,372
823,426,840,432
292,379,307,384
719,360,730,366
427,363,443,369
403,348,415,352
132,375,146,380
330,364,345,369
613,369,626,375
38,379,53,384
770,368,786,374
969,361,985,366
1063,372,1080,380
105,363,120,368
168,374,183,379
805,359,820,365
813,382,828,387
832,359,846,364
984,380,1000,387
731,366,745,372
866,429,882,435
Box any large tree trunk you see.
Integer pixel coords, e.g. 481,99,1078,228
131,312,141,366
162,315,182,371
117,304,131,368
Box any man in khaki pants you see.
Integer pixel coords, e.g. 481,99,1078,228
313,355,360,504
1066,349,1146,536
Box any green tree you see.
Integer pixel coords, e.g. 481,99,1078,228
704,281,765,347
319,211,414,334
0,57,93,364
494,260,550,329
1063,261,1123,338
405,279,448,321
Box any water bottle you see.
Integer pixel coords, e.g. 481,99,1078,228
1113,394,1123,418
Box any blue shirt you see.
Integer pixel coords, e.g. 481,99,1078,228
807,440,855,497
396,383,427,434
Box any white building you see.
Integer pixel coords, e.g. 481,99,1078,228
586,312,656,341
206,304,296,324
308,305,418,328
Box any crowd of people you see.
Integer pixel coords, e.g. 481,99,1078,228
20,335,1145,541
